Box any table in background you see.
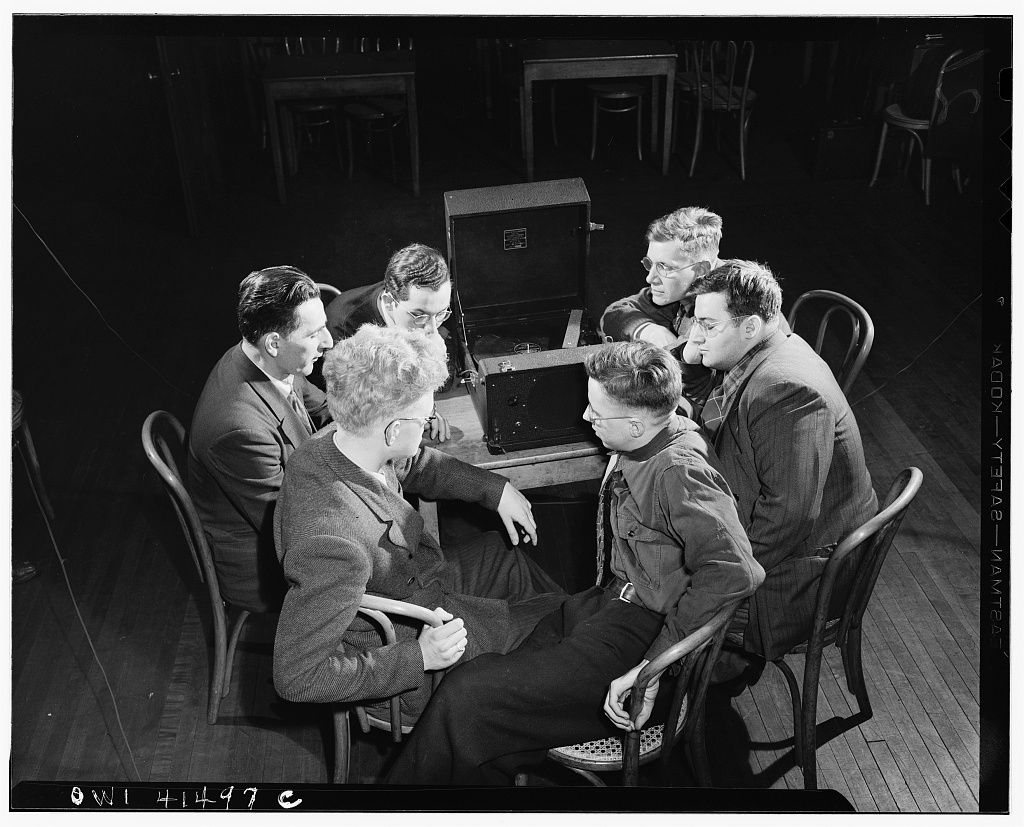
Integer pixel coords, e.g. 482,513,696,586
262,52,420,202
419,388,608,540
519,39,677,181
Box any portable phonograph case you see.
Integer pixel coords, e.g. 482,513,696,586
444,177,606,454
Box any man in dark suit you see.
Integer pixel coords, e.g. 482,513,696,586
272,325,567,717
686,260,878,663
188,266,334,613
323,242,456,440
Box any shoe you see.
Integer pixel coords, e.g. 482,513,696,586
13,560,38,585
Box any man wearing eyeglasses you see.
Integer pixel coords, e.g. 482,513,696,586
600,206,723,348
272,324,568,719
686,260,877,676
324,243,456,441
386,341,763,786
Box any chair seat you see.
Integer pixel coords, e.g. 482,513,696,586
675,71,713,93
882,103,929,130
366,97,407,119
549,724,666,770
587,82,645,99
710,84,757,108
548,696,688,771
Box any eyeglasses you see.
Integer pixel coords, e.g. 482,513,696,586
386,405,438,437
584,404,636,427
384,293,452,329
691,315,749,338
640,257,698,278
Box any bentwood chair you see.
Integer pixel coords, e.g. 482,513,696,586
710,468,923,790
12,389,57,525
332,596,443,783
674,40,757,180
787,290,875,397
515,600,741,787
142,410,256,724
316,282,342,301
868,48,985,205
587,82,645,161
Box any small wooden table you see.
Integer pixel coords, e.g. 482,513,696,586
419,388,608,539
262,52,420,202
520,39,677,182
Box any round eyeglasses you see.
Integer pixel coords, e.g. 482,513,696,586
691,315,749,339
640,257,697,278
384,293,452,329
584,404,636,427
386,405,438,438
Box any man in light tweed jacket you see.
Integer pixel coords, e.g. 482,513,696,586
272,324,567,718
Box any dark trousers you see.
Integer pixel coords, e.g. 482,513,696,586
386,585,665,785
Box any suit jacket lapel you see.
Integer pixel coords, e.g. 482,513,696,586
231,345,310,450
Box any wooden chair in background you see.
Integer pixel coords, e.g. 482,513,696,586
788,289,875,397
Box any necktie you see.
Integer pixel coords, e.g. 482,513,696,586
701,381,727,438
288,387,314,436
594,454,622,587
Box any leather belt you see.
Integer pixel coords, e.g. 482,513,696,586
608,577,642,607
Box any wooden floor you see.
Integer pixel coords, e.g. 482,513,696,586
9,28,1006,813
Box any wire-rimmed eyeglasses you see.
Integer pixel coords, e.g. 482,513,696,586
386,405,438,437
640,257,699,278
384,292,452,329
691,315,750,338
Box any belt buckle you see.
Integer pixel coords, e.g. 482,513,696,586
618,582,634,603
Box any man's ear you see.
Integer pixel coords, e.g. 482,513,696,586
263,332,280,357
742,315,763,339
384,419,400,446
694,260,712,278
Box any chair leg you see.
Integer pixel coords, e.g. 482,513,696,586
222,609,251,699
683,701,713,786
549,86,558,147
388,127,397,184
953,164,963,194
868,121,888,187
841,627,872,718
207,603,229,725
635,97,643,161
799,650,825,790
332,706,351,784
773,658,804,768
739,110,750,181
623,729,642,786
689,103,703,177
345,118,354,179
923,157,932,205
590,97,598,161
15,421,56,523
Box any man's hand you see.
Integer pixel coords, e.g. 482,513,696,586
636,323,681,349
496,482,538,546
417,608,467,671
427,410,451,442
604,660,659,731
679,325,704,365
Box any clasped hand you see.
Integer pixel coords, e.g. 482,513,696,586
418,608,467,671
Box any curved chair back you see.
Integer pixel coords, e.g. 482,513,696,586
926,48,984,161
316,282,342,300
525,598,741,787
788,289,875,396
142,410,243,724
786,467,922,789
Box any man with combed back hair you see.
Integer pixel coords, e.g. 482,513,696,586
386,341,763,785
188,265,334,613
684,260,877,674
272,325,567,718
324,242,457,440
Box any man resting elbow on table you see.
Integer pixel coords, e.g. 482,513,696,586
271,324,567,719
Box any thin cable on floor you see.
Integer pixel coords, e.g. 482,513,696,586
850,293,982,408
14,203,194,400
17,452,144,784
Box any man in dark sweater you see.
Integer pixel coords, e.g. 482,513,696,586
324,242,457,439
386,342,764,785
272,325,567,718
